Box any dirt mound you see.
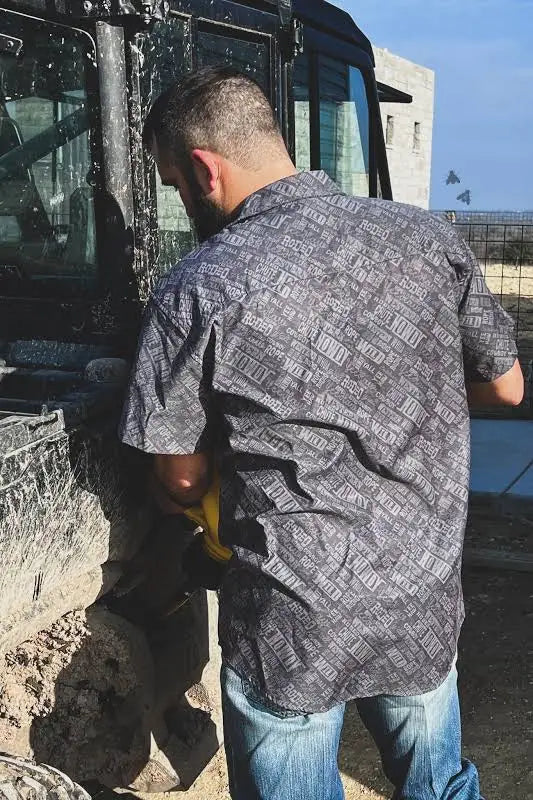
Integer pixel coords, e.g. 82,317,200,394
0,609,153,787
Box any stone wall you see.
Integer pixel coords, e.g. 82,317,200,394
374,48,435,209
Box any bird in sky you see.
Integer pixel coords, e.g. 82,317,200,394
457,190,472,206
446,170,461,185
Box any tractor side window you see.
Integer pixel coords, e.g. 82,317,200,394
141,20,273,281
140,19,193,280
0,11,98,295
196,31,270,95
319,57,370,197
293,52,311,172
292,51,370,196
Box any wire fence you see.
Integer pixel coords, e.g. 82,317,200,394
437,210,533,225
434,211,533,415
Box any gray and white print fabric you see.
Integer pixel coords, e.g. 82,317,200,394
120,171,517,713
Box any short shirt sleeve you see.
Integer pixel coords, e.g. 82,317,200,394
119,295,215,455
450,235,518,383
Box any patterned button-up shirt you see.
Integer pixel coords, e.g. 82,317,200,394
120,171,517,713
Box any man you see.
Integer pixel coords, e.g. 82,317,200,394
120,67,523,800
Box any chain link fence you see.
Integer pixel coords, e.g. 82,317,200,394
435,211,533,416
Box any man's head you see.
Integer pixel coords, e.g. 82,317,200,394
143,67,297,241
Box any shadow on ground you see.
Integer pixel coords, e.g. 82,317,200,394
159,558,533,800
338,565,533,799
27,517,220,793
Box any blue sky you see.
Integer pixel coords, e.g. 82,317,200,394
334,0,533,210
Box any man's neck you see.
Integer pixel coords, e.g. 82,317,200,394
223,160,298,216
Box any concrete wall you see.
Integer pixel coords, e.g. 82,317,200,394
374,48,435,209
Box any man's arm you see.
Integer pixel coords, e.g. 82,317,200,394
449,233,520,405
467,358,524,408
152,453,211,512
119,288,216,490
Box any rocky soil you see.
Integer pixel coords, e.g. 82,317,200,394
0,609,152,787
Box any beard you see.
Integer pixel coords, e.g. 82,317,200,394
187,172,232,243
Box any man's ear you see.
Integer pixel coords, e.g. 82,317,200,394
191,149,220,195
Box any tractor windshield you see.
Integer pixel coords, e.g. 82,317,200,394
0,10,98,297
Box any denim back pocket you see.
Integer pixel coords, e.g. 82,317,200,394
240,676,301,719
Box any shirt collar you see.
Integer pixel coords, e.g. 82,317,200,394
234,170,343,223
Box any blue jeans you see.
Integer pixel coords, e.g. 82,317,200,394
221,663,483,800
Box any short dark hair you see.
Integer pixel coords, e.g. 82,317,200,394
143,66,286,170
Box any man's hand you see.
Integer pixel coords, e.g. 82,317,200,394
467,358,524,408
149,472,186,515
152,453,210,512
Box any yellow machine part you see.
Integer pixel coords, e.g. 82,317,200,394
183,471,232,564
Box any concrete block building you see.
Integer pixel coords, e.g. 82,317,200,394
374,48,435,209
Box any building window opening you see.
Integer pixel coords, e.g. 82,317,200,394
413,121,421,151
386,115,394,146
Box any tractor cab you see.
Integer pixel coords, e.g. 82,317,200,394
0,0,409,419
0,0,402,352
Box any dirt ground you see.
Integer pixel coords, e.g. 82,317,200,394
182,508,533,800
485,264,533,367
484,262,533,301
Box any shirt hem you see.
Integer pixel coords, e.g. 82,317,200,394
220,648,459,716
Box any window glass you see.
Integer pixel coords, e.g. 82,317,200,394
293,52,311,172
140,19,195,280
141,24,272,280
197,32,270,95
0,11,98,295
319,57,370,197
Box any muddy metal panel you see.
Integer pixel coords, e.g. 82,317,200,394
0,408,148,652
96,22,134,252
